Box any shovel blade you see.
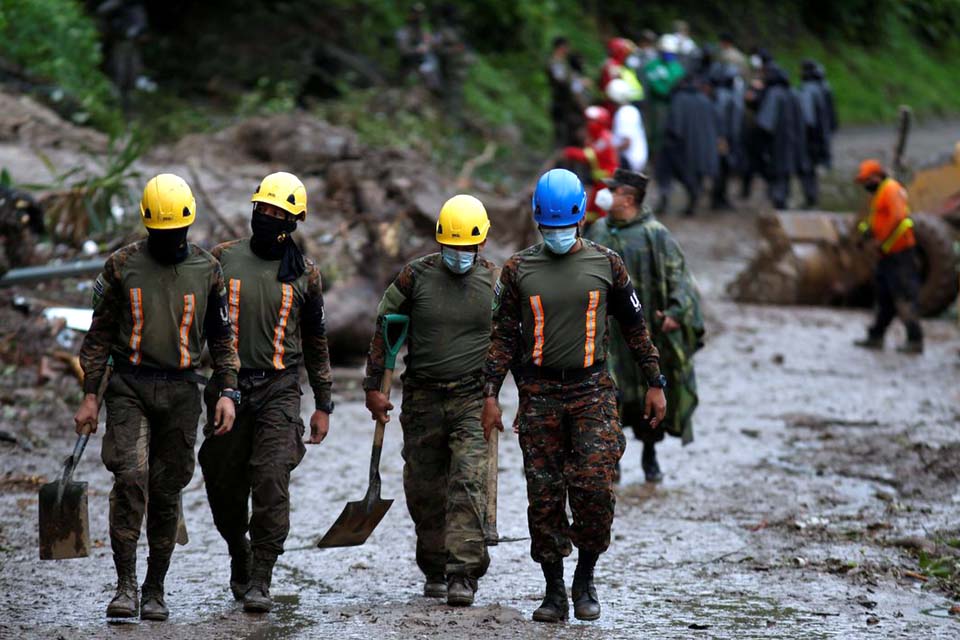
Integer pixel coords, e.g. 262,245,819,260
316,498,393,548
38,480,90,560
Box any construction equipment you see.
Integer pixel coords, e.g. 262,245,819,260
730,118,960,316
38,366,110,560
316,313,409,548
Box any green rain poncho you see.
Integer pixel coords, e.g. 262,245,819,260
587,209,704,444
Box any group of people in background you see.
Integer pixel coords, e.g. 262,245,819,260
547,22,838,217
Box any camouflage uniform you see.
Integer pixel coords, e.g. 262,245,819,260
79,240,238,582
364,253,496,581
199,239,331,570
587,209,704,444
483,239,661,562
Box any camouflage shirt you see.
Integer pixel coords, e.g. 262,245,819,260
212,238,332,406
483,239,660,397
365,253,496,388
79,240,239,393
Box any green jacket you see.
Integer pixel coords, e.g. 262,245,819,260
587,209,704,443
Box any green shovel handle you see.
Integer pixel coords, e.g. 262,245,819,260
382,314,410,370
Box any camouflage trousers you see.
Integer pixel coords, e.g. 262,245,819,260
101,373,202,564
400,374,490,579
199,370,306,562
515,371,625,563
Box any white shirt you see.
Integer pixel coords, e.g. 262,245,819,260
612,104,648,172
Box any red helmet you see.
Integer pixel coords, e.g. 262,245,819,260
585,105,612,129
606,38,633,63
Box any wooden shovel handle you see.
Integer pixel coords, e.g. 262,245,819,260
484,427,499,544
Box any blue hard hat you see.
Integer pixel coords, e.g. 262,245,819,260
532,169,586,227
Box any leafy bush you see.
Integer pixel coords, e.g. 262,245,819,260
0,0,117,128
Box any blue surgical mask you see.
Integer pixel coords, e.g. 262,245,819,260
441,246,477,274
541,227,578,254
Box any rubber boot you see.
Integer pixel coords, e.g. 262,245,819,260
423,574,447,598
532,561,568,623
140,556,170,621
106,555,139,618
229,538,252,601
572,551,601,621
243,554,275,613
642,442,663,483
446,575,477,607
854,335,883,350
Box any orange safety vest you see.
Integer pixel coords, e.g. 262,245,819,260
858,178,915,255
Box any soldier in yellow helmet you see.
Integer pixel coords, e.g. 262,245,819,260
363,194,495,606
74,173,240,621
198,171,333,613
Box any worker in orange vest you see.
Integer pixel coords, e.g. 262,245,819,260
853,159,923,353
562,106,618,223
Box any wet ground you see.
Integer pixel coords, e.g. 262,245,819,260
2,120,960,638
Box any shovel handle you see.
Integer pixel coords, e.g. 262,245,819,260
484,427,499,545
382,314,409,370
367,367,394,496
65,364,112,485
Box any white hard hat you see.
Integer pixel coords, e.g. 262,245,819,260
658,33,680,54
606,78,638,104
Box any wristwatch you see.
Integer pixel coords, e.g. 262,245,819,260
317,400,335,414
648,374,668,389
219,388,242,405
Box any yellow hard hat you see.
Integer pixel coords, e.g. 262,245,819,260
251,171,307,219
436,195,490,246
140,173,196,230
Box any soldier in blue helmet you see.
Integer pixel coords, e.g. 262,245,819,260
481,168,666,623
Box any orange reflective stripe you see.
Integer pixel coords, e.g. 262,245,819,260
128,288,143,365
178,294,196,368
272,284,294,369
228,278,241,353
583,290,600,367
529,295,545,366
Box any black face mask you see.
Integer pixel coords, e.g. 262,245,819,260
864,182,880,194
249,211,305,282
147,227,189,265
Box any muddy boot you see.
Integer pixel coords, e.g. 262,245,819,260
243,555,275,613
532,561,567,623
642,443,663,484
423,574,447,598
854,335,883,350
140,556,170,621
446,574,477,607
896,341,923,354
229,538,252,601
572,551,601,621
106,556,139,618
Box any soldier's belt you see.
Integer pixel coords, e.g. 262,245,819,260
403,370,483,390
517,361,605,384
113,362,208,385
239,367,295,381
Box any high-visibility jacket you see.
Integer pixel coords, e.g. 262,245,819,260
858,178,915,255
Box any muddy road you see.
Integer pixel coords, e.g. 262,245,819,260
2,119,960,639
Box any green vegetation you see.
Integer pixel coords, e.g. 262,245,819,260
1,0,959,161
0,0,118,129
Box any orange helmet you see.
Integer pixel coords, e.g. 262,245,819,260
855,159,885,183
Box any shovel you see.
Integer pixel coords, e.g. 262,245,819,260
483,428,499,545
316,313,409,548
39,366,111,559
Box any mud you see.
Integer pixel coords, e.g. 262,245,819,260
1,105,959,638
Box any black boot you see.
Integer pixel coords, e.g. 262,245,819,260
446,574,477,607
642,442,663,483
140,556,170,621
106,554,139,618
243,554,275,613
532,561,568,623
229,538,252,601
572,551,601,621
854,335,883,350
423,574,447,598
